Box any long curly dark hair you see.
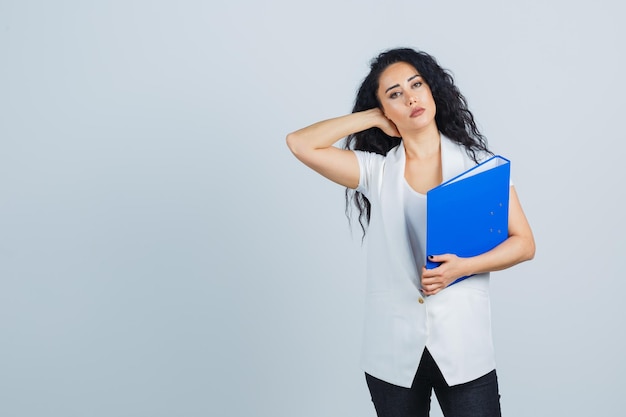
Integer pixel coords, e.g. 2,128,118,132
343,47,491,237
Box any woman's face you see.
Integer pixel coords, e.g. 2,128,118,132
376,61,437,134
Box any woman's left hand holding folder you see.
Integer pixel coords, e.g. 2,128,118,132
421,255,468,296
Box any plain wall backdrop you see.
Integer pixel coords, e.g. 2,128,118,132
1,1,624,416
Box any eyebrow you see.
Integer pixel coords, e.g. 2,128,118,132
384,74,422,94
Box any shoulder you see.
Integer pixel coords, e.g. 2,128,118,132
354,144,401,195
354,144,401,169
353,150,385,187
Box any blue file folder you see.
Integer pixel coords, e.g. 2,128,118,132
426,155,511,285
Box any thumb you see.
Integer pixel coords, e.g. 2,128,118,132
427,254,446,263
428,255,441,262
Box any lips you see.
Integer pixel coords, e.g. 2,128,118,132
410,107,425,118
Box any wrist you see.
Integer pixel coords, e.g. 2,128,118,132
463,256,480,277
361,108,384,128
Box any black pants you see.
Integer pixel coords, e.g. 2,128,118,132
366,349,502,417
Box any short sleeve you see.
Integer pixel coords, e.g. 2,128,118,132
477,152,514,186
476,150,514,187
353,150,386,197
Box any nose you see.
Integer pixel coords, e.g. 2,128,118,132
408,95,418,105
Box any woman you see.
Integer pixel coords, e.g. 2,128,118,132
286,48,535,417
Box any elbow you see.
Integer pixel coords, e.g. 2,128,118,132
286,132,301,156
286,131,315,162
524,236,536,262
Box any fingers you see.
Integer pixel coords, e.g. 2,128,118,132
421,263,442,279
421,262,448,295
427,254,451,264
382,121,400,138
420,281,444,296
421,272,444,295
421,254,461,295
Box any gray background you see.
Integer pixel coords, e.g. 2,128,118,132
1,1,624,416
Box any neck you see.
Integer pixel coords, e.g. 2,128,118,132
401,124,441,160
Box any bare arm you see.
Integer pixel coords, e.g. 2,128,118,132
286,108,399,189
422,186,535,295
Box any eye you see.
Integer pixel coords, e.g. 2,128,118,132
389,91,401,99
412,81,423,88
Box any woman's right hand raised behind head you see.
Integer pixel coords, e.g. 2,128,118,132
286,109,393,189
368,108,401,138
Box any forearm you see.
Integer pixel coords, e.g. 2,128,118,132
286,109,381,156
422,235,535,296
463,234,535,276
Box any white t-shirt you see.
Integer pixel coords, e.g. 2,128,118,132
403,181,427,281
